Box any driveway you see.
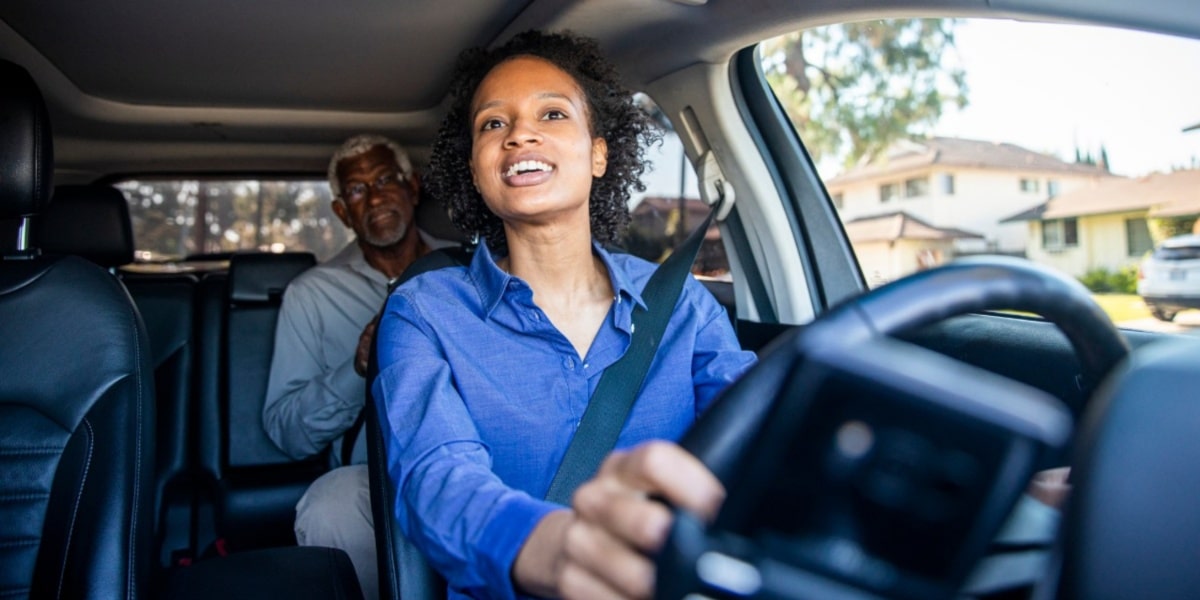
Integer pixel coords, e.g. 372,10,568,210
1118,310,1200,336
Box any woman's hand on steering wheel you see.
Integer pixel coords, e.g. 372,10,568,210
560,441,725,599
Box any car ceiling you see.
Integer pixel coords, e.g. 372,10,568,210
2,0,1197,182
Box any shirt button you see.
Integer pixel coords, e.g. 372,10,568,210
631,323,637,334
583,362,590,370
531,312,540,321
564,357,574,369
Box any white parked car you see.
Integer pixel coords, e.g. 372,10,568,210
1138,234,1200,321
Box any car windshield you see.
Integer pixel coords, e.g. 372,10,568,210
759,17,1200,327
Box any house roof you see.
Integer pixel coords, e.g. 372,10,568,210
1002,169,1200,221
826,137,1112,186
843,211,983,243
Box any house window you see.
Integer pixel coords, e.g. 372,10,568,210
1125,217,1154,257
1041,217,1079,249
832,193,845,210
940,174,955,196
904,177,929,198
879,183,898,203
1020,178,1040,193
1047,179,1060,198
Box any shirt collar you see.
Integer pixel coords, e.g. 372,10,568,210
468,241,646,319
470,242,511,318
339,242,390,286
593,241,645,311
335,230,444,287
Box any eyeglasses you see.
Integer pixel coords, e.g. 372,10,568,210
340,170,409,204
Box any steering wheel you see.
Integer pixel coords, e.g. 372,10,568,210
663,256,1131,599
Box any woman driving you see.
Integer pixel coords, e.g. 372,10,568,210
372,29,755,600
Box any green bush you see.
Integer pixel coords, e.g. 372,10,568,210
1079,265,1138,294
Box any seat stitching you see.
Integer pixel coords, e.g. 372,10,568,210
0,493,51,503
127,304,146,600
55,418,93,600
0,448,61,457
0,538,40,549
1,585,33,598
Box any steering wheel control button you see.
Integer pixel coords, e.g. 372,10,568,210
835,420,874,459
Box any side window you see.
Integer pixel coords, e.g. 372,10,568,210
759,16,1200,328
940,174,955,196
1042,217,1079,250
1125,217,1154,257
117,179,348,263
623,95,728,280
879,183,898,203
905,177,929,198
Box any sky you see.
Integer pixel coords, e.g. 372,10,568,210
929,19,1200,178
638,17,1200,200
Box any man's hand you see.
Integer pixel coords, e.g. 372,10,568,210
354,316,380,377
514,441,725,600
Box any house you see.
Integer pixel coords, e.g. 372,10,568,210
1003,169,1200,277
625,196,728,276
842,211,982,287
825,137,1115,278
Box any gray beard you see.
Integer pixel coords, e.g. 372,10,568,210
363,219,409,248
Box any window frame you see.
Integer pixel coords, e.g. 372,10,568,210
1042,217,1079,250
904,176,930,198
880,182,899,202
1124,217,1154,258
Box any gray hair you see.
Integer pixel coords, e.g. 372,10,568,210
327,134,414,198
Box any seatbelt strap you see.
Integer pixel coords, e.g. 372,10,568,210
544,208,715,505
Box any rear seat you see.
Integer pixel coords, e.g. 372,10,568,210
193,251,324,553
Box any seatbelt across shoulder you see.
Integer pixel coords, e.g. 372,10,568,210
544,208,715,504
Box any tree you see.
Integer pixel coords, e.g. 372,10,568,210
761,19,968,169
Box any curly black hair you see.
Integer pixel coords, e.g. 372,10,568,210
425,29,661,256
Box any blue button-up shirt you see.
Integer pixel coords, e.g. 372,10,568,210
372,241,756,599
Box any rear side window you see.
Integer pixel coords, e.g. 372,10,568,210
116,179,349,262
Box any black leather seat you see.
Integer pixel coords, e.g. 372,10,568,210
0,60,156,599
39,183,201,569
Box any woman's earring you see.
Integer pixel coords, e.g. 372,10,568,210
470,231,480,246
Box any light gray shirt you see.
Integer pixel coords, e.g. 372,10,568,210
262,241,387,464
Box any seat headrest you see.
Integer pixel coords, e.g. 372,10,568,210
228,252,316,304
39,185,135,267
0,60,53,220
